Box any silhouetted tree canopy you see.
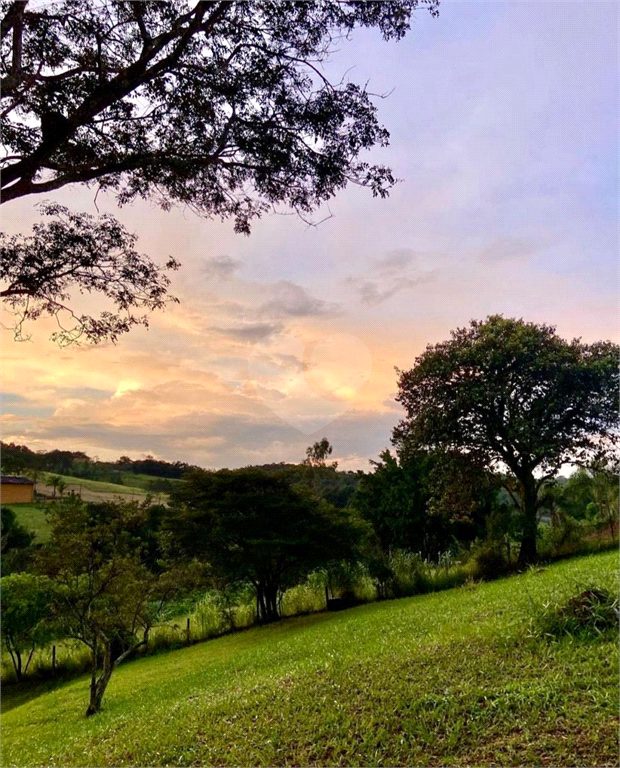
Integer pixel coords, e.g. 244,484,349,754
0,203,180,344
1,0,438,343
1,0,438,220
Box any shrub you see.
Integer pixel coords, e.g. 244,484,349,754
387,550,470,596
281,579,325,616
191,593,229,639
538,516,587,559
470,542,510,581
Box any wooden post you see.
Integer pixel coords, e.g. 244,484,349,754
186,617,191,645
52,645,56,671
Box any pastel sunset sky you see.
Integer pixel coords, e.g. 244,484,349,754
1,0,617,470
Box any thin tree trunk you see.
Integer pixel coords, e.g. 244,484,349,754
256,582,280,624
87,645,99,716
256,584,266,624
86,642,113,717
23,640,36,675
7,641,22,681
264,583,280,623
606,502,617,540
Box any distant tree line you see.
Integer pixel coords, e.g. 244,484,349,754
0,442,363,504
0,444,200,484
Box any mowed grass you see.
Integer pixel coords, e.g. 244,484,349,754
8,503,51,543
2,551,618,768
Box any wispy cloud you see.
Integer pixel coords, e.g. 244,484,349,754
210,322,285,344
202,256,242,281
0,0,615,471
477,237,545,264
259,281,339,319
347,249,440,307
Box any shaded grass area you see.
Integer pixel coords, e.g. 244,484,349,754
8,503,51,543
2,551,618,768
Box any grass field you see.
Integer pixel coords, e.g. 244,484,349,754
10,474,152,544
5,503,51,543
1,551,618,768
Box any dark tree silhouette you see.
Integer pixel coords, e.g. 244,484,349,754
1,1,438,216
1,0,438,342
0,203,180,344
168,468,362,623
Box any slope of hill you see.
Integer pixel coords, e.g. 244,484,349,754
2,551,617,768
37,473,149,500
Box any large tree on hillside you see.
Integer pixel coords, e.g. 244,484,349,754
167,468,362,623
393,316,619,564
1,0,439,342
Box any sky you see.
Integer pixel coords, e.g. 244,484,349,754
1,0,618,471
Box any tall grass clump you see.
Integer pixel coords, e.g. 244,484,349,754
538,520,618,561
281,574,326,616
388,550,471,597
1,639,92,684
528,584,619,641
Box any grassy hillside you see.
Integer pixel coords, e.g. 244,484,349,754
119,472,185,491
2,551,618,768
40,473,148,496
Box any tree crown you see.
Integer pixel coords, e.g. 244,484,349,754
394,316,619,481
2,0,438,228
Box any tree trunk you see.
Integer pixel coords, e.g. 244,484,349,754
606,503,617,540
86,642,113,717
266,584,279,623
256,582,280,624
518,474,539,565
23,641,35,675
7,642,22,682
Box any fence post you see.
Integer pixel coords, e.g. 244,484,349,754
52,645,56,671
186,617,191,645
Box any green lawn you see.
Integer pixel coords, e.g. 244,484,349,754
7,503,51,543
10,473,157,543
2,551,618,767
